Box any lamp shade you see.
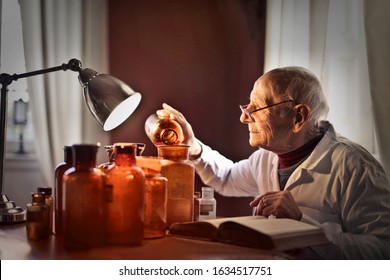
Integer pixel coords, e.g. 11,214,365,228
79,68,141,131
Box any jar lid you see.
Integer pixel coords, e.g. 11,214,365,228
201,187,214,198
136,156,162,172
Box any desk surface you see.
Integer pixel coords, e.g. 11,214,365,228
0,223,290,260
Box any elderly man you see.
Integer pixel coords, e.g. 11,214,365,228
159,66,390,259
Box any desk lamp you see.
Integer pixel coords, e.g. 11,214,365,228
0,58,142,223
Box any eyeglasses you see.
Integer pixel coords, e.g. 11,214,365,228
239,100,295,122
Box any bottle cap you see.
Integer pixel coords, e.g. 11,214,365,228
31,192,46,205
37,187,52,196
201,187,214,199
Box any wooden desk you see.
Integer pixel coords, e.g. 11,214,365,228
0,223,290,260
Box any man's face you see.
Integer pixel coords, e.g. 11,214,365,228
240,74,295,154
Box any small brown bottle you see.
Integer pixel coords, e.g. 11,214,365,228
26,192,50,241
37,187,53,233
145,112,184,146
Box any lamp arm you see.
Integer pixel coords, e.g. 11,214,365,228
0,58,82,194
0,58,82,87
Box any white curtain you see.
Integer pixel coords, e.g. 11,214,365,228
264,0,383,173
19,0,109,186
363,0,390,182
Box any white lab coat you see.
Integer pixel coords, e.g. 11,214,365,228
194,121,390,259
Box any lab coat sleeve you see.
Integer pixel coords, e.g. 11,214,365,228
193,142,260,197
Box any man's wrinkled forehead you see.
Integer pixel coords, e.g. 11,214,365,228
252,71,290,100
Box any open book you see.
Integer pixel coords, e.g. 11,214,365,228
168,216,329,251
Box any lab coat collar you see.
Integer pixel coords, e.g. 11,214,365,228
272,121,338,190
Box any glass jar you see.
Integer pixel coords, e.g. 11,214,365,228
145,112,184,146
54,146,73,235
136,156,168,238
105,143,145,245
157,145,195,227
62,144,105,250
26,192,50,241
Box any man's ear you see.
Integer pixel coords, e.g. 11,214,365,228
293,104,310,132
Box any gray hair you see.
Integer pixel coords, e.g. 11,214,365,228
265,66,329,136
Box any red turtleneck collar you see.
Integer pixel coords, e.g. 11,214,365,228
278,134,323,169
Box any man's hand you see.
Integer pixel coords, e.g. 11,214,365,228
250,190,302,220
158,103,202,156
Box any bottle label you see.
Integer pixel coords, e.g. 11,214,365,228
199,204,214,215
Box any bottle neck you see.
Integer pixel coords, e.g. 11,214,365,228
72,144,99,170
115,153,136,166
114,143,137,166
63,146,73,165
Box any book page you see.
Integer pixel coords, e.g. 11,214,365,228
223,217,322,238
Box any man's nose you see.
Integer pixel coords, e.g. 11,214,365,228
240,111,250,124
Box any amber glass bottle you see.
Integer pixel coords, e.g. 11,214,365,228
62,144,105,250
105,143,145,245
37,187,53,233
145,113,184,145
26,192,50,241
157,145,195,227
136,156,168,238
54,146,73,235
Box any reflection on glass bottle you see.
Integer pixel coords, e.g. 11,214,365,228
158,145,195,227
105,143,145,245
26,192,50,241
54,146,73,235
62,144,105,250
136,156,168,238
145,112,184,146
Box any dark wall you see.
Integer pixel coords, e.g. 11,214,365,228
108,0,266,216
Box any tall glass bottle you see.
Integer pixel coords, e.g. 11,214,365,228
145,112,184,146
62,144,105,250
157,145,195,227
54,146,73,235
105,143,145,245
136,156,168,238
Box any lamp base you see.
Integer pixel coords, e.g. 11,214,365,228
0,193,26,223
